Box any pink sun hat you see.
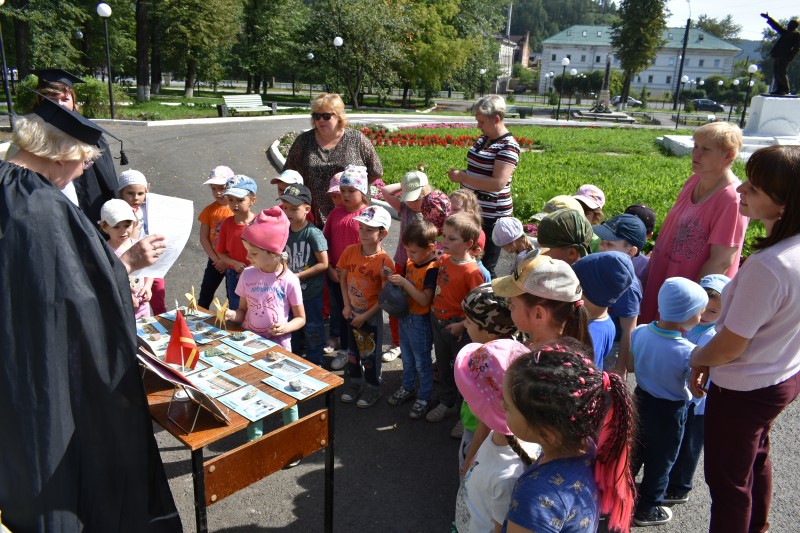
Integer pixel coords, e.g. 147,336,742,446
454,338,530,435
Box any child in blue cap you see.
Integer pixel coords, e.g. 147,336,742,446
628,276,708,527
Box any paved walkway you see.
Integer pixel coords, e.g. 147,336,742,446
102,117,800,532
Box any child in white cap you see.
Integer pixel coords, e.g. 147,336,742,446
198,166,234,309
628,277,708,526
271,169,304,196
98,199,153,318
492,216,536,277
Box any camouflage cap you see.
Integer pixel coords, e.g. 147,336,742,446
537,209,593,257
461,283,517,337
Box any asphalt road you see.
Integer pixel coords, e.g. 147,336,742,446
101,116,800,533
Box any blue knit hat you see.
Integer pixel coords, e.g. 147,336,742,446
658,277,709,323
699,274,731,296
571,251,635,307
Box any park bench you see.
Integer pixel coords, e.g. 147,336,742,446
220,94,275,116
505,106,533,119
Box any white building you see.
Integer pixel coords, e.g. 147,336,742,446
540,25,741,96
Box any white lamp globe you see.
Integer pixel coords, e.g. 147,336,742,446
96,3,111,17
681,75,689,83
561,58,570,67
570,68,577,76
333,36,343,47
748,64,758,74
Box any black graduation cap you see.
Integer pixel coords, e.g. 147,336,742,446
33,94,106,145
32,68,85,88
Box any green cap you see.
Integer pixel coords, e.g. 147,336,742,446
537,209,593,257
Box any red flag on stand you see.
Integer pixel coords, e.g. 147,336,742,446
165,310,199,370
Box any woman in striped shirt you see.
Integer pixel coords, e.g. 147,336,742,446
448,95,520,277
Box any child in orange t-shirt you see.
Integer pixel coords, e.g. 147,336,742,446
216,175,257,310
198,166,234,309
336,205,394,409
428,212,485,426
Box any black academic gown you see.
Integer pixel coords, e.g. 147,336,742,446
0,162,181,532
74,136,119,224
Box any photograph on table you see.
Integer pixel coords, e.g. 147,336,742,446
185,368,246,398
263,373,327,400
220,330,278,356
199,344,254,372
251,355,312,381
217,385,287,422
190,321,231,344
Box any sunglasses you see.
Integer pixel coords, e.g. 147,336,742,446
311,112,334,121
82,160,95,170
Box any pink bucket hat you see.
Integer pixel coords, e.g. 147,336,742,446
327,171,343,194
454,339,530,435
241,206,290,254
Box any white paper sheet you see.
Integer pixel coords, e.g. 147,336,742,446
134,193,193,278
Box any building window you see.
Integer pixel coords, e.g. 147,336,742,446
648,75,654,83
567,30,572,36
666,76,672,84
551,54,556,61
699,59,705,67
714,59,720,67
668,33,674,40
669,57,675,66
637,76,641,83
595,55,601,63
581,55,586,62
685,58,690,67
597,31,602,37
582,30,587,37
567,54,572,60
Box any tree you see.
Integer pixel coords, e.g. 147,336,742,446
695,14,742,43
136,0,149,101
159,0,244,97
610,0,667,107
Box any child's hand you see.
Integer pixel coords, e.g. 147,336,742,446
328,266,339,282
139,286,152,302
213,258,227,273
351,312,367,329
387,274,406,287
269,322,287,336
342,304,352,321
381,266,394,278
235,261,246,273
225,309,237,321
689,366,709,398
445,321,466,340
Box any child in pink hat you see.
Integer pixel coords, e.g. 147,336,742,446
226,206,306,440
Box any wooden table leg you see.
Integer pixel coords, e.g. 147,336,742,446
324,389,335,533
192,448,208,533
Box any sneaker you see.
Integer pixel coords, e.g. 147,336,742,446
662,493,689,505
425,402,458,423
340,385,362,403
633,506,673,526
450,419,464,439
356,386,382,408
323,339,339,355
388,387,415,406
330,350,348,371
382,346,401,362
409,399,429,419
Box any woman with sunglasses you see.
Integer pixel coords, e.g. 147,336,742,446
284,93,383,227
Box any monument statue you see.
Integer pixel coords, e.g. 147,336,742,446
761,13,800,95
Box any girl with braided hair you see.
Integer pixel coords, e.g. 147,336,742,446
501,340,637,533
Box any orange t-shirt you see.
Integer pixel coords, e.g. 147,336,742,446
198,201,233,246
404,258,439,315
432,255,484,320
337,244,394,313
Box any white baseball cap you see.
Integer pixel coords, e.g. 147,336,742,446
353,205,392,230
270,169,304,185
492,217,524,247
204,165,235,185
400,170,429,202
99,199,136,226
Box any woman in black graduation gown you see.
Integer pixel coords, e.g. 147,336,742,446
0,98,181,531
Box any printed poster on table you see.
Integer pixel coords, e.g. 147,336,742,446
251,354,311,381
189,321,230,344
219,330,277,356
159,307,213,323
185,368,246,398
136,316,169,340
217,385,287,422
199,344,253,372
262,373,327,400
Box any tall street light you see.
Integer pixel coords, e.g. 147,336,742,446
675,75,689,130
556,57,570,120
543,72,551,104
566,68,577,121
479,68,486,97
728,79,739,122
740,64,758,128
0,0,12,127
307,52,314,98
333,36,343,94
97,3,114,119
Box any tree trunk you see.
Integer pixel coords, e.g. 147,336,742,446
184,58,197,98
253,74,261,94
246,74,252,94
80,22,91,74
620,73,632,109
13,1,30,80
402,84,410,107
135,0,150,101
150,14,161,94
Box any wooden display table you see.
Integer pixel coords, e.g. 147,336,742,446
142,315,343,533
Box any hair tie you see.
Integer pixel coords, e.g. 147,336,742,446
602,371,611,392
575,299,584,307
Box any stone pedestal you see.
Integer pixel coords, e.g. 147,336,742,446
598,89,610,105
742,95,800,138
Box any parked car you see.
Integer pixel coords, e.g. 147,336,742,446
610,95,643,107
513,84,528,94
692,98,725,112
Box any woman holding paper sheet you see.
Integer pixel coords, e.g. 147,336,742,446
0,99,181,530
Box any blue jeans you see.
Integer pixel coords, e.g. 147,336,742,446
225,268,241,310
430,314,471,408
291,294,325,365
346,312,382,387
399,313,434,401
667,402,704,497
326,276,348,351
199,258,226,309
631,387,688,515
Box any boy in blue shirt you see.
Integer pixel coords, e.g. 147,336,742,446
628,277,708,527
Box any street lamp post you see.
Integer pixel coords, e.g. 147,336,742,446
542,73,550,104
566,68,577,121
728,79,740,122
97,3,114,119
675,75,689,130
479,68,486,97
307,52,314,98
740,64,758,128
333,36,343,94
0,0,13,126
556,57,570,120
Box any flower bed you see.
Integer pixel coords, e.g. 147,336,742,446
360,127,540,150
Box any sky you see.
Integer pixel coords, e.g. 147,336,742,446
666,0,797,41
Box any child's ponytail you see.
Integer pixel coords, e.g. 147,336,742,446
562,299,591,349
594,370,637,533
505,435,534,467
